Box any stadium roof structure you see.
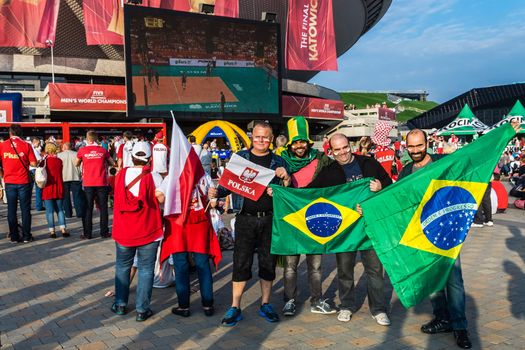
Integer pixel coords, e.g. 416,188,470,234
0,0,392,82
408,83,525,130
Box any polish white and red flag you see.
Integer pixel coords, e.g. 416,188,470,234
164,119,204,219
219,153,275,201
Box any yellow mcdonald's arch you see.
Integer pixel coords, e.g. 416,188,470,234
190,120,251,153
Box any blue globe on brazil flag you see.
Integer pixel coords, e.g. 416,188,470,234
305,202,343,237
420,186,477,250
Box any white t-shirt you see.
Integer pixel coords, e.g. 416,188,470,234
125,167,163,197
158,174,211,211
152,143,168,174
118,141,135,168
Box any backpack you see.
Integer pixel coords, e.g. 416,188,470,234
35,158,47,189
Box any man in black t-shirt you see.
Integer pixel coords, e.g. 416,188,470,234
329,133,392,325
209,121,290,327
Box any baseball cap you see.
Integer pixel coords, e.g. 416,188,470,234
131,141,151,162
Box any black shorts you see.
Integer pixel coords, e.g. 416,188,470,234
232,214,276,282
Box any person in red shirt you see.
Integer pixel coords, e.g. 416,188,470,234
371,121,396,179
0,124,37,243
111,141,163,322
76,130,115,240
41,142,69,238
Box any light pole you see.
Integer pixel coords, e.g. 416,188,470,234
45,39,55,83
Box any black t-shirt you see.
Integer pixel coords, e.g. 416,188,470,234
242,152,273,214
210,167,220,180
342,157,363,183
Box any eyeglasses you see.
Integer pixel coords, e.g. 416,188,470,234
332,145,351,156
253,136,271,143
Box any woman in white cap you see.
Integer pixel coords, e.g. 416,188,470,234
111,141,164,322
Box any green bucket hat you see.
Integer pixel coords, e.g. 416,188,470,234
286,116,314,146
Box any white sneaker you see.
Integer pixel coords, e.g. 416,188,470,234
337,309,352,322
470,223,484,228
372,312,391,326
310,299,337,314
484,221,494,227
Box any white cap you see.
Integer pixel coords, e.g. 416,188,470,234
131,141,152,162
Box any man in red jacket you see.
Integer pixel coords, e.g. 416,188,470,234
0,124,37,243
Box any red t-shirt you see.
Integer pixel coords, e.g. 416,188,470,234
373,145,395,178
0,137,37,184
77,144,110,187
42,155,63,200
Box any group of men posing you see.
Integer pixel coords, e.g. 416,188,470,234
207,117,472,349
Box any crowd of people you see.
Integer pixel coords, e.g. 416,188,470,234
1,119,523,350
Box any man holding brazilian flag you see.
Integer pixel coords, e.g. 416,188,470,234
271,120,520,349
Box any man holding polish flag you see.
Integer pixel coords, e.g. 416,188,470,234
156,118,221,317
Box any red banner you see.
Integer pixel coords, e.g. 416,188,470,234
285,0,337,71
48,83,126,112
378,107,397,121
214,0,238,17
0,0,59,47
0,101,13,122
83,1,185,46
282,96,344,120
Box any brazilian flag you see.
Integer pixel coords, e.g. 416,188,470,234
361,122,518,308
271,178,374,255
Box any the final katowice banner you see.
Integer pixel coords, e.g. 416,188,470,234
285,0,338,71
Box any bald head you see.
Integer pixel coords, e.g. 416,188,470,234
406,129,427,145
328,133,348,148
62,142,71,151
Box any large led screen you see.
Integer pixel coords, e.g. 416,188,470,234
124,5,281,119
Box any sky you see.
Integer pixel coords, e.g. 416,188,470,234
310,0,525,103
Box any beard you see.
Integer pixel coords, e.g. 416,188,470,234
292,146,308,158
409,149,427,163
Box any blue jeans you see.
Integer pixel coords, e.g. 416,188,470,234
83,186,109,237
5,183,32,241
30,169,43,211
43,199,66,231
172,252,214,308
62,181,85,218
429,256,468,330
115,241,159,313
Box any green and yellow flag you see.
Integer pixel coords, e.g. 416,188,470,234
361,123,517,308
271,178,374,255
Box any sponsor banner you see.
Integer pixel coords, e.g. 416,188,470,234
285,0,337,71
378,107,397,121
214,0,239,18
169,58,254,67
0,0,59,47
282,96,344,120
0,100,13,122
219,153,275,201
48,83,126,112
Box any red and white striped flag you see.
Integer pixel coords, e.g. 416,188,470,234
219,153,275,201
164,119,205,218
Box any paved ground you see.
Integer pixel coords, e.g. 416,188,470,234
0,194,524,349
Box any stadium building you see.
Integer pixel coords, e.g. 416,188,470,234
0,0,392,136
408,83,525,130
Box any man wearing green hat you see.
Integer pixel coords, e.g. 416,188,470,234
280,117,346,317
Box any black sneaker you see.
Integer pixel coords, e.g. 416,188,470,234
136,309,153,322
282,299,296,316
454,330,472,349
23,237,34,243
259,303,279,323
421,318,452,334
111,303,127,316
171,307,190,317
203,306,215,317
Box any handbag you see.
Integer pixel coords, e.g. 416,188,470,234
35,158,47,189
